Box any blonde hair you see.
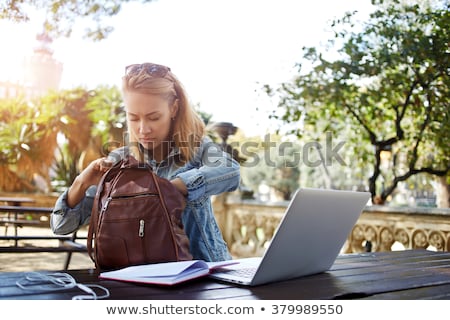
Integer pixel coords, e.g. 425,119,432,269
122,63,205,163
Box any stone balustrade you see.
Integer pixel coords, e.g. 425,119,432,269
212,194,450,258
347,205,450,253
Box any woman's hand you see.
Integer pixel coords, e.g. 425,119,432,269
77,158,113,187
170,178,188,197
66,158,113,208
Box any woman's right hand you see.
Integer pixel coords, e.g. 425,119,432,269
66,158,113,208
77,158,113,187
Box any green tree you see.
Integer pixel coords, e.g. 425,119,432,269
0,95,60,191
0,0,153,40
236,134,301,201
52,86,126,189
0,86,126,192
265,0,450,205
46,88,96,190
86,85,127,153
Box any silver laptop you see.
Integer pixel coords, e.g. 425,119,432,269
210,188,370,286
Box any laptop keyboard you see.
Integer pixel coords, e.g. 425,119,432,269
220,267,257,279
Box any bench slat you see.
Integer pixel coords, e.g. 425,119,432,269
0,235,87,241
0,206,53,213
0,246,87,253
0,220,41,225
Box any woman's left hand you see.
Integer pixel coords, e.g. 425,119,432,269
170,178,188,196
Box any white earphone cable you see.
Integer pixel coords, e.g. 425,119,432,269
16,272,110,300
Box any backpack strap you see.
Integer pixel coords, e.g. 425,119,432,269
146,165,182,259
86,162,119,268
87,184,101,267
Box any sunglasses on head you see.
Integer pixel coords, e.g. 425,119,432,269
125,63,171,78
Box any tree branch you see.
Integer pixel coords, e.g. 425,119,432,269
341,100,377,144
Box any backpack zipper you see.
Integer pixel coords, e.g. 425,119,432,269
111,192,158,199
139,219,145,237
100,197,112,215
100,193,156,214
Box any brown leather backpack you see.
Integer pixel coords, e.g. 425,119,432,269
87,155,193,270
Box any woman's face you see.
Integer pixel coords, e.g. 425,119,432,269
124,91,177,152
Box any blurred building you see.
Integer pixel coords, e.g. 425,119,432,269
0,81,21,99
0,31,63,99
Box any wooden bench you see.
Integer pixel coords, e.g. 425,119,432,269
0,204,53,228
0,205,88,270
0,205,55,242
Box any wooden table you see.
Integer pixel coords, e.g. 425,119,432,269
0,196,35,207
0,197,36,239
1,249,449,300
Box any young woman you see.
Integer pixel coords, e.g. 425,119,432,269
51,62,240,261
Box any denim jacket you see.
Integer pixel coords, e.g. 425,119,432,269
50,137,240,261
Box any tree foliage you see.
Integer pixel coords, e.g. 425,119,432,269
0,86,126,192
233,133,301,201
265,0,450,204
49,86,126,190
0,0,153,40
0,96,60,191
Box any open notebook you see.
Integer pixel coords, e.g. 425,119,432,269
209,188,370,286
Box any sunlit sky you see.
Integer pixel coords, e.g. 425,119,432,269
0,0,374,136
